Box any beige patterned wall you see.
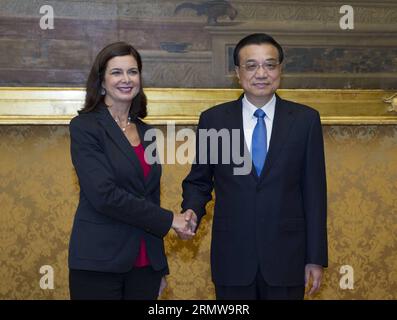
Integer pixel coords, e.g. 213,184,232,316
0,125,396,299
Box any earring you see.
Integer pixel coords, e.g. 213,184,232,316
101,88,106,95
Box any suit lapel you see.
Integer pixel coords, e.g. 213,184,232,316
259,95,296,182
226,96,259,183
95,104,145,187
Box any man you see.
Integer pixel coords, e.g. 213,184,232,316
180,33,327,300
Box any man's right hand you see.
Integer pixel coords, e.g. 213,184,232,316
183,209,198,234
172,209,197,240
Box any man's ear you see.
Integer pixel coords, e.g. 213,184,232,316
235,66,240,81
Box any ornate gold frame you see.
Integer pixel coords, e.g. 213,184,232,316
0,87,396,125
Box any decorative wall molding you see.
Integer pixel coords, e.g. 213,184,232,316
0,87,396,125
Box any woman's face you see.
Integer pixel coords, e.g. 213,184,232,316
102,55,140,107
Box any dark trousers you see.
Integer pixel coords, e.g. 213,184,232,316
215,269,305,300
69,266,165,300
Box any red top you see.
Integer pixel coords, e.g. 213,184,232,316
132,143,151,267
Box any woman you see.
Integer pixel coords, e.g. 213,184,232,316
68,42,192,299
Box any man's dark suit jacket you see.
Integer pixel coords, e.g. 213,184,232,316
69,103,173,273
182,94,328,287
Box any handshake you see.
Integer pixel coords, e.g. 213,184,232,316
171,209,197,240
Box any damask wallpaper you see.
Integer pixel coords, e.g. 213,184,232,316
0,125,396,299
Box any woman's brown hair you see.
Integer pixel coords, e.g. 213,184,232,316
80,42,147,119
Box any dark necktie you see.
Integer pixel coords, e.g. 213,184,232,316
252,109,267,176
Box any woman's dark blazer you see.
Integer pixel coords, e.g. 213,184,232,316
68,103,173,273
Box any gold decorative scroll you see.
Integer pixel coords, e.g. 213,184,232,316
383,93,397,113
0,87,396,125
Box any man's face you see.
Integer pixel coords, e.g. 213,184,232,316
235,43,282,107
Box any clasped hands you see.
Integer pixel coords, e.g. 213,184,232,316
171,209,197,240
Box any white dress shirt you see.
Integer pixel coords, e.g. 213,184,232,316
242,94,276,153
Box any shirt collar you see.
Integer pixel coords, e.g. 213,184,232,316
242,94,276,121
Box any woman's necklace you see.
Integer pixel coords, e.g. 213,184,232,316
114,116,131,132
